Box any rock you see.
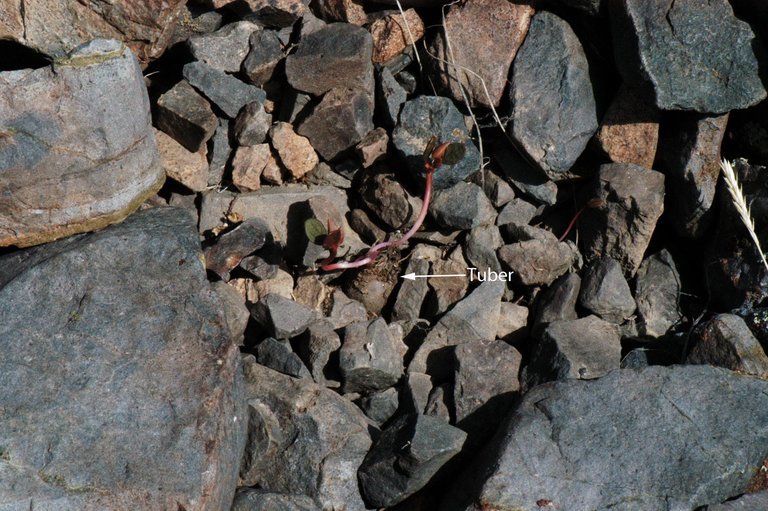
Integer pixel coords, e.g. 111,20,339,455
498,227,577,286
430,0,532,107
231,488,320,511
465,224,503,273
580,163,665,275
0,207,244,509
496,197,538,226
307,162,352,189
707,490,768,510
578,258,636,324
370,8,425,64
357,387,399,426
343,261,401,315
187,20,258,73
251,293,315,340
427,245,470,316
611,0,766,113
232,144,271,192
204,218,270,280
522,315,621,390
313,0,368,25
532,272,581,335
410,281,505,380
154,127,209,192
294,319,342,385
340,318,404,394
595,84,659,169
269,122,319,180
658,112,729,237
243,29,284,86
247,268,295,303
402,372,432,415
392,96,481,190
494,147,558,205
348,208,386,244
261,154,284,185
687,314,768,378
183,61,266,119
208,118,232,186
234,101,271,146
444,365,768,511
167,6,224,48
496,302,529,344
392,257,431,322
240,357,370,511
425,383,453,421
292,275,332,312
0,40,163,248
635,250,682,338
285,23,374,96
358,413,467,508
360,170,414,229
232,0,307,27
255,337,312,379
430,182,496,230
328,289,369,330
211,280,251,344
356,127,389,167
471,170,516,208
156,79,218,152
376,66,407,129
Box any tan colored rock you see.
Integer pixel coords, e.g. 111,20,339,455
260,153,284,185
249,268,295,302
232,144,271,192
269,122,319,180
596,85,659,169
370,8,424,64
314,0,368,25
294,275,333,311
430,245,469,315
154,128,208,192
356,127,389,167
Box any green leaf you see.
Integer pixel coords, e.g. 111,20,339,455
304,218,327,244
441,142,466,165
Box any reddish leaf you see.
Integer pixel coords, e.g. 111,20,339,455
323,219,345,253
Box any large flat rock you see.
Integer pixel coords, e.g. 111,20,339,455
0,206,245,510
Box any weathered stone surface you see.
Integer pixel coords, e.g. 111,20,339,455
313,0,367,25
376,66,407,129
370,8,424,64
187,20,258,73
231,488,320,511
360,170,414,229
392,257,431,322
294,319,342,385
359,414,466,508
231,0,307,27
251,293,314,340
471,169,516,208
425,383,453,421
496,302,529,344
204,217,270,280
157,79,218,152
285,23,373,96
430,182,496,230
509,11,598,177
427,245,470,316
611,0,767,113
431,0,532,107
635,249,682,338
581,163,665,275
270,122,319,180
245,268,295,303
328,288,369,330
356,127,388,167
533,272,581,335
208,118,232,186
234,101,271,146
578,258,636,324
240,357,370,511
393,95,481,190
687,314,768,378
183,61,266,119
243,29,284,86
357,387,399,426
498,227,577,286
658,112,729,237
708,490,768,510
445,365,768,511
0,207,245,510
211,280,250,345
465,224,503,273
496,197,538,226
255,337,312,379
340,318,404,394
0,40,164,248
494,147,558,205
232,144,271,192
596,84,659,169
154,128,208,192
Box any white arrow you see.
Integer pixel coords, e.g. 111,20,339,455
401,272,466,281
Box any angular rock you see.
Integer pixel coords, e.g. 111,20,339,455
328,288,369,330
496,197,538,226
360,170,414,229
635,249,682,338
425,383,453,421
471,169,516,208
270,122,319,180
233,0,307,27
340,318,404,394
0,40,163,248
580,163,665,275
246,268,295,303
255,337,312,379
154,127,208,192
356,127,388,167
376,66,407,129
444,365,768,511
430,0,532,107
298,86,374,160
687,314,768,378
285,23,373,96
208,118,232,186
251,293,314,340
522,315,621,390
402,372,432,415
232,144,271,192
370,8,425,64
498,227,577,286
611,0,766,113
204,217,270,280
307,162,352,188
313,0,368,25
211,280,250,344
509,11,598,177
260,154,284,185
359,414,466,508
708,490,768,510
348,208,386,244
494,147,558,205
234,101,271,146
578,258,636,324
187,20,258,73
0,207,244,510
357,387,399,426
465,224,503,273
183,61,266,118
157,79,218,152
427,245,470,316
533,272,581,334
496,302,529,344
430,182,496,230
392,257,431,322
292,275,332,312
243,29,284,86
240,357,370,511
392,95,481,190
231,488,320,511
294,320,342,385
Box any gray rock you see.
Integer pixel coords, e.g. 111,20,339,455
578,258,636,324
0,40,164,248
430,182,497,230
471,169,516,208
211,280,251,345
360,170,415,229
357,387,399,427
243,29,284,86
426,245,470,317
251,294,314,340
620,348,650,369
444,365,768,511
635,250,682,338
580,163,665,275
235,0,307,27
241,357,370,511
611,0,766,113
508,11,598,177
340,318,404,394
329,289,369,330
687,314,768,378
494,147,558,205
496,197,538,226
348,208,386,244
376,66,407,129
425,383,453,422
533,272,581,335
465,224,503,273
707,490,768,510
498,227,577,286
402,372,433,415
496,302,529,344
539,0,603,14
358,414,467,508
240,253,279,281
231,488,320,511
307,162,352,189
392,257,431,322
285,23,374,96
234,101,272,146
298,87,374,160
204,218,270,280
255,337,312,379
157,79,218,152
522,315,621,390
0,207,245,510
208,118,232,186
294,320,342,385
183,61,267,118
188,20,259,73
392,96,482,190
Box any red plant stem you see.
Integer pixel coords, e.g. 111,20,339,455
558,206,585,242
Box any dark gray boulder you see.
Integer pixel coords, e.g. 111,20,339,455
156,79,218,152
255,338,312,379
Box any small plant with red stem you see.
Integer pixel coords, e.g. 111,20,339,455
304,136,466,272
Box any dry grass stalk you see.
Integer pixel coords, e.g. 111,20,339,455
720,158,768,272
